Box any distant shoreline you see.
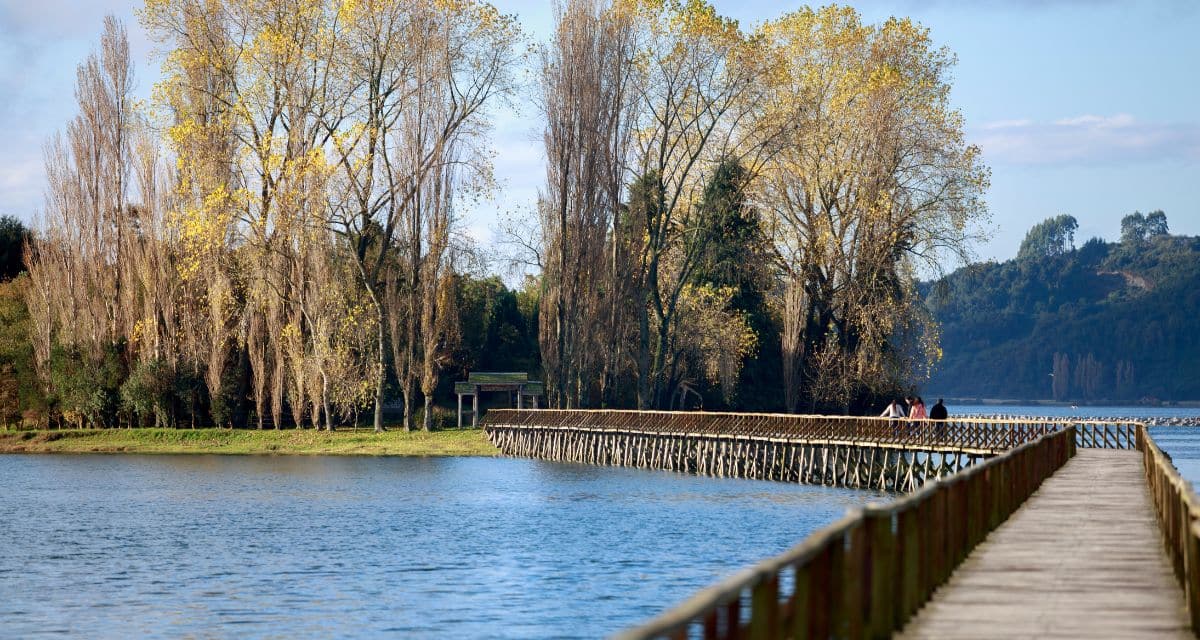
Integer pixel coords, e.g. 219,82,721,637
0,428,499,456
944,399,1200,408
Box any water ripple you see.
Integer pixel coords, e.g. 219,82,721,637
0,454,885,638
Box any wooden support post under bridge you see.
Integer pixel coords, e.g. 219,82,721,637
486,424,991,492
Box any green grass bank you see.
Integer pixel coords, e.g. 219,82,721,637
0,427,499,456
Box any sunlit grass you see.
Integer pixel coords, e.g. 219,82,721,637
0,427,499,456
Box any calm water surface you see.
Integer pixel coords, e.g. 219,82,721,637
1151,427,1200,486
0,455,884,638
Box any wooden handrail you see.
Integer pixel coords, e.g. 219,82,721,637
613,427,1077,640
486,407,1144,427
1141,426,1200,633
486,409,1136,453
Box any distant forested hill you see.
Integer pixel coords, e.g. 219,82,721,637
922,215,1200,403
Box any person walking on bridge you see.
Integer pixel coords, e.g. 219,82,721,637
929,398,948,420
881,399,906,420
909,396,928,420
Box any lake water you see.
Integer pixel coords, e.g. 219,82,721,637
0,455,886,638
1150,427,1200,486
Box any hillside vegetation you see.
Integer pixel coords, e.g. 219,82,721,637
923,213,1200,403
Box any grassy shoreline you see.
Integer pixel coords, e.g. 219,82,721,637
0,427,499,456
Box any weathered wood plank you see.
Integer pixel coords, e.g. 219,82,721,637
898,449,1190,639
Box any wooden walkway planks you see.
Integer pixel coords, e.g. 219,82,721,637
899,448,1191,639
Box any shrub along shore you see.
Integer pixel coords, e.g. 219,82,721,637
0,428,498,456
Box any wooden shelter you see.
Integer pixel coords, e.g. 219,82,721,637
455,372,543,427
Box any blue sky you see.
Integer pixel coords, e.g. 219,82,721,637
1,0,1196,266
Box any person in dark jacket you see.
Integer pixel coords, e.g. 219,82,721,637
929,398,948,420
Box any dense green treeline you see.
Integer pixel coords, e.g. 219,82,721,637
923,213,1200,403
0,263,541,428
0,209,541,428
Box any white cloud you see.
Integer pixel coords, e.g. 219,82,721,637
972,114,1200,166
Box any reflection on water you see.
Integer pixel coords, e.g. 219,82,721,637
0,455,883,638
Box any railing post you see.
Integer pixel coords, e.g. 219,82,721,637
898,505,920,627
749,574,779,640
995,457,1008,525
825,537,844,638
789,563,811,640
966,468,981,548
703,606,719,639
864,507,894,639
723,597,740,640
1017,447,1029,503
953,476,969,565
844,521,867,639
926,485,945,583
1168,480,1179,579
1005,451,1018,516
943,477,960,568
1189,521,1200,634
1019,446,1031,503
1176,482,1187,582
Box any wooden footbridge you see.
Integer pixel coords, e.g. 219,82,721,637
481,409,1200,638
484,409,1130,491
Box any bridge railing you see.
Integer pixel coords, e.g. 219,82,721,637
486,409,1135,452
1142,428,1200,633
1075,422,1139,449
613,427,1076,640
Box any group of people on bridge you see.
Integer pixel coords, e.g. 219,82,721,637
880,396,948,420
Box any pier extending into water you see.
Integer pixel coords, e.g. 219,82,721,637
484,409,1135,492
483,409,1195,638
898,447,1189,638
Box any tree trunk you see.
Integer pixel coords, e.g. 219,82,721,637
322,368,333,431
423,394,433,432
373,312,386,433
636,298,650,410
401,383,414,432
